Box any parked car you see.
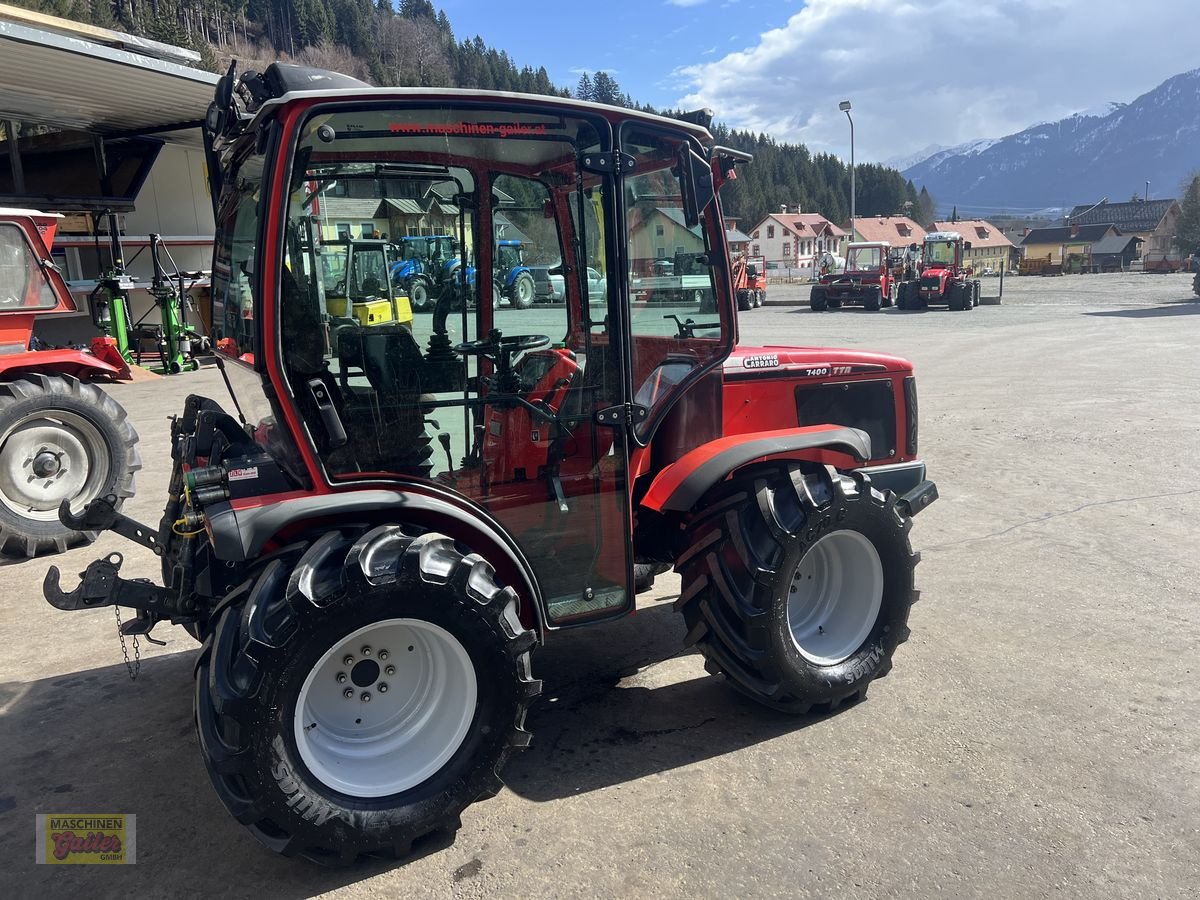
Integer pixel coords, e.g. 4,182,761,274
535,264,607,303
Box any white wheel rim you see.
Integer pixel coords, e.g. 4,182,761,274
294,618,477,798
516,277,532,303
786,530,884,666
0,409,110,520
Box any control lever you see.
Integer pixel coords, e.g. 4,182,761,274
307,378,347,448
438,433,455,476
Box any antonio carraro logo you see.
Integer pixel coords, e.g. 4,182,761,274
741,354,779,369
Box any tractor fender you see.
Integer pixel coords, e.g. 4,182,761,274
0,346,130,382
206,488,547,637
640,426,872,514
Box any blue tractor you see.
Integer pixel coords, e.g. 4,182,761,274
390,235,458,311
495,239,536,309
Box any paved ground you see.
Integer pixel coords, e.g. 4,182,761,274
1,273,1198,897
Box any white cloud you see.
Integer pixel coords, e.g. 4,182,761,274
676,0,1200,162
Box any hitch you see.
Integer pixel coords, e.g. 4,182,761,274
58,495,163,556
44,552,191,623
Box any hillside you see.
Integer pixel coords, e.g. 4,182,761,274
902,69,1200,214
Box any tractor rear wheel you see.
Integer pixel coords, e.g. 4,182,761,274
809,287,827,311
0,374,139,557
675,463,918,714
195,526,540,865
509,272,536,309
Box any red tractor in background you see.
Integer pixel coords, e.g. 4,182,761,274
733,252,767,310
44,63,937,864
0,208,140,556
897,231,981,311
810,241,897,312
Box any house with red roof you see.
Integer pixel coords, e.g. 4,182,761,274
747,206,846,270
851,216,926,247
932,219,1018,274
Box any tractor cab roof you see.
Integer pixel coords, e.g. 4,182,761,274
847,241,890,250
211,63,717,158
924,231,963,242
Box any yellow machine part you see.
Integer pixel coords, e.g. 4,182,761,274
326,294,413,328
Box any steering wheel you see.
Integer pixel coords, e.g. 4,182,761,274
454,333,550,358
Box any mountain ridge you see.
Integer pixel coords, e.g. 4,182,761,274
901,69,1200,215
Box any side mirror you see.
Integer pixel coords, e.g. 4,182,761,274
679,144,714,229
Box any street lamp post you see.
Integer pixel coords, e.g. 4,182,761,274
840,100,855,243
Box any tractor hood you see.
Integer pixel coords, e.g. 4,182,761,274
724,345,913,377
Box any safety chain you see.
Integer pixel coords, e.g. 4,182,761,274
114,605,141,681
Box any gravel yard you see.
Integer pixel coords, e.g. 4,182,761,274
1,272,1197,898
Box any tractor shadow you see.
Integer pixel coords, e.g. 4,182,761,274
1087,299,1200,319
0,600,840,891
504,598,840,802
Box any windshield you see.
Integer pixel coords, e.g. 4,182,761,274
924,240,957,267
846,246,883,272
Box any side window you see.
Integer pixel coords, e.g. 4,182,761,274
0,223,57,310
623,126,727,440
210,155,263,361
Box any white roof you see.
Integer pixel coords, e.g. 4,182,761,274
0,9,216,143
925,231,962,242
847,241,890,249
0,206,61,218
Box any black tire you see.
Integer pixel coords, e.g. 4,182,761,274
0,374,140,557
864,287,882,311
809,287,827,311
896,283,909,310
195,526,540,865
634,562,670,594
973,281,981,307
736,290,752,312
408,278,433,312
947,283,964,311
509,272,536,309
675,463,918,714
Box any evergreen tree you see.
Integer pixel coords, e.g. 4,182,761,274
917,187,936,228
575,72,593,101
1174,174,1200,254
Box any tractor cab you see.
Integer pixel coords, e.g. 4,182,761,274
318,236,414,328
203,65,734,626
921,231,966,270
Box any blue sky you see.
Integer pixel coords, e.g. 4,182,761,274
440,0,1199,166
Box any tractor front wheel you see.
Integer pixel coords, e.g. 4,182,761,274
408,278,433,312
0,374,139,557
864,287,882,311
195,526,539,864
676,463,918,714
809,287,827,311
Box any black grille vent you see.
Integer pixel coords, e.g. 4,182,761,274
904,375,918,456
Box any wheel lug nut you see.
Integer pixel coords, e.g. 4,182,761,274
378,683,388,693
343,688,354,698
360,692,371,702
343,655,355,666
336,672,347,683
378,650,389,661
385,665,395,676
361,646,372,657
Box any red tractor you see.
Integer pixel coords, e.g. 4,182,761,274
44,63,937,864
810,241,897,312
0,208,140,556
733,252,767,310
897,231,981,311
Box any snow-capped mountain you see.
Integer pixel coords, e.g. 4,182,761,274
901,70,1200,214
